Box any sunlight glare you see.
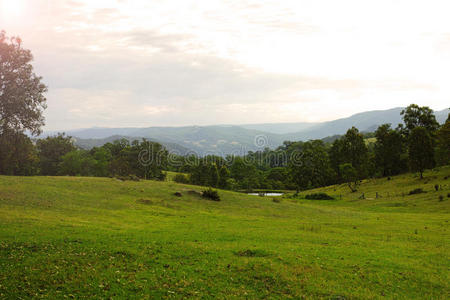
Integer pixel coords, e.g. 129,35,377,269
0,0,24,19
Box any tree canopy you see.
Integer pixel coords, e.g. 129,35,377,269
0,31,47,136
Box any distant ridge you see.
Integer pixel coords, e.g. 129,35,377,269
43,107,449,156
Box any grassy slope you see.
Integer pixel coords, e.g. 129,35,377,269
0,167,449,299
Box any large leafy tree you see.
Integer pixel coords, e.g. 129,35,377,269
36,133,76,175
329,127,368,181
339,163,358,192
0,129,38,175
0,31,47,175
400,104,439,136
374,124,405,176
0,31,47,136
343,127,369,176
329,138,346,180
135,139,168,180
289,140,333,191
408,127,434,179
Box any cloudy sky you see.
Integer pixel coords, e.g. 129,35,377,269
1,0,449,130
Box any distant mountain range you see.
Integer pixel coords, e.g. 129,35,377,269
44,107,449,156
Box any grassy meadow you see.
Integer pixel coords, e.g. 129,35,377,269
0,167,449,299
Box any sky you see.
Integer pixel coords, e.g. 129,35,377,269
1,0,449,130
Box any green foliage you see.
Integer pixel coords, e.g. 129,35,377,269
201,187,220,201
0,130,38,176
408,127,435,178
173,173,189,184
304,193,334,200
400,104,440,136
374,124,405,176
90,147,112,177
218,165,230,189
0,31,47,136
339,163,358,192
435,114,450,166
190,160,221,187
330,127,369,182
36,133,76,175
289,140,333,191
229,156,257,185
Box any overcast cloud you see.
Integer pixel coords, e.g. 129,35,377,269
1,0,449,130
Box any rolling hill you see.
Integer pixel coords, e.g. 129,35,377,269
0,167,449,298
44,107,449,155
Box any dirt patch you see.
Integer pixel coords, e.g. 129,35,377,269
136,199,153,205
235,249,271,257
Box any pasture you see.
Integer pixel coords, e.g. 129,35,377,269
0,167,449,299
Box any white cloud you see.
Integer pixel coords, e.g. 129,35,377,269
0,0,449,130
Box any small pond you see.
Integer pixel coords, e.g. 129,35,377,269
247,192,283,197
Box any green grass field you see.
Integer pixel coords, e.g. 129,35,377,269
1,167,449,299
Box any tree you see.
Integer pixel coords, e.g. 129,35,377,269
229,156,259,190
36,133,76,175
90,147,112,177
435,113,450,166
339,163,358,192
218,165,230,189
133,139,168,180
0,129,38,175
208,163,220,187
59,150,95,176
329,127,368,182
400,104,439,136
329,138,346,180
289,140,333,191
408,127,434,179
374,124,405,176
342,127,368,177
0,31,47,136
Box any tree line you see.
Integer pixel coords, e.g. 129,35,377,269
171,104,449,192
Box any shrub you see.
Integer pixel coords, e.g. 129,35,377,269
408,188,426,195
129,174,140,181
202,188,220,201
116,175,140,181
305,193,334,200
438,195,444,202
173,174,189,184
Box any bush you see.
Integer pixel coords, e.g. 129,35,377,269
202,188,220,201
173,174,189,184
408,188,426,195
439,195,444,202
305,193,334,200
116,174,140,181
